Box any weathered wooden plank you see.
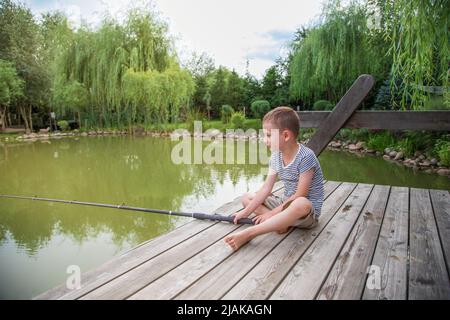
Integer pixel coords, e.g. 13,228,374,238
362,186,409,300
80,222,243,299
169,182,339,300
222,182,355,300
306,74,375,156
298,111,450,131
316,185,390,300
429,189,450,276
409,188,450,300
35,220,214,300
269,183,374,300
127,185,293,300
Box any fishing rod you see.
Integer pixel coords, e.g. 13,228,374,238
0,194,255,225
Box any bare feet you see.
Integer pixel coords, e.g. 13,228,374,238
224,230,254,251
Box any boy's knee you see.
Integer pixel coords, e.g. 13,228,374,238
241,192,253,206
291,197,312,214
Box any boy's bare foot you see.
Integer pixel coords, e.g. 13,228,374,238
224,230,253,251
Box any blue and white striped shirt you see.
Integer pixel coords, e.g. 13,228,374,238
269,144,324,218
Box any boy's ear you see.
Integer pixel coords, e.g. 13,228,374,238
282,129,291,141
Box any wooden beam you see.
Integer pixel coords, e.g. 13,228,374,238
298,110,450,131
305,74,375,156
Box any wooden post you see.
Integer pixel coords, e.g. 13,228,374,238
305,74,375,156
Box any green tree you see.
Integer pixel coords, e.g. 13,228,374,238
0,0,48,132
0,59,23,130
242,66,262,111
54,6,193,129
209,67,228,118
251,100,271,118
261,66,280,104
289,0,384,105
226,70,244,109
193,76,209,111
372,0,449,109
52,80,89,128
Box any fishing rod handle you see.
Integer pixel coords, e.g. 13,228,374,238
193,213,254,225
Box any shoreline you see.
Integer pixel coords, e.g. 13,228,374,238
1,129,449,178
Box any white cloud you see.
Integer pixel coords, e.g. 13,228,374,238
27,0,324,78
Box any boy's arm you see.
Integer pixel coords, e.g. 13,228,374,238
233,169,277,223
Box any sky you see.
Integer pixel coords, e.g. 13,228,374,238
26,0,325,79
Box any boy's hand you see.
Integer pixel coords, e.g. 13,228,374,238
252,211,275,224
232,210,250,224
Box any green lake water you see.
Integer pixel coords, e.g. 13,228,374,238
0,136,448,299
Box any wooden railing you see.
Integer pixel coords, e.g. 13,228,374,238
304,74,450,156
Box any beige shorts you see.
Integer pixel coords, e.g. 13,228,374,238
263,194,318,229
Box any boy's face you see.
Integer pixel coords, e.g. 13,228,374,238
263,120,295,152
262,121,281,152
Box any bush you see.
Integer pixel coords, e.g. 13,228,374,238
335,128,370,143
251,100,270,118
231,112,245,129
221,105,234,123
366,131,396,152
185,108,204,133
434,135,450,166
395,130,434,156
57,120,69,131
313,100,334,111
243,118,262,131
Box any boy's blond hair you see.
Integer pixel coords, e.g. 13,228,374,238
263,106,300,137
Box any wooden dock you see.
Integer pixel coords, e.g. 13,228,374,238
35,180,450,300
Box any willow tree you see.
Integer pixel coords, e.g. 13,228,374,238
54,7,193,129
289,0,385,105
374,0,449,109
122,65,194,128
52,80,89,128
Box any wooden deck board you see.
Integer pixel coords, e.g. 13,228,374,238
362,186,409,300
429,189,450,277
316,185,390,300
35,181,450,300
409,188,450,300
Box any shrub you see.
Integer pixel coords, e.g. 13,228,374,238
231,112,245,129
186,108,203,133
396,130,434,156
221,105,234,123
243,118,262,131
250,100,270,118
366,131,396,152
313,100,334,111
57,120,69,131
434,135,450,166
335,128,370,143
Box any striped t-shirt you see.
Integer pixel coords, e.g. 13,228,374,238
269,143,324,218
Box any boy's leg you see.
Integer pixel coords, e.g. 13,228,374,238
241,192,272,216
225,197,313,251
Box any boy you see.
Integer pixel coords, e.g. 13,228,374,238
224,106,324,251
